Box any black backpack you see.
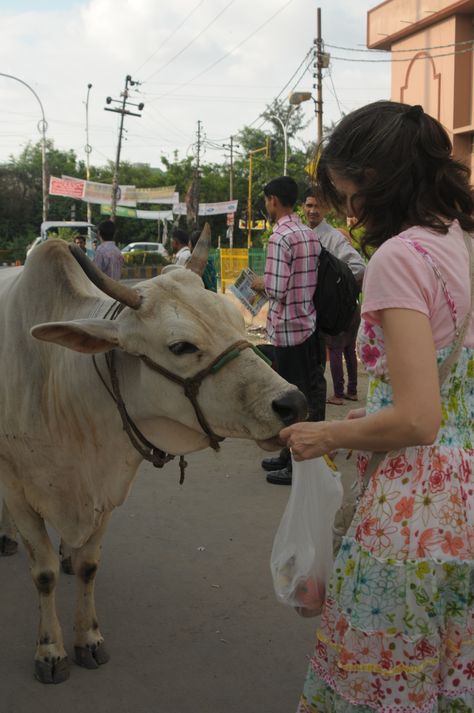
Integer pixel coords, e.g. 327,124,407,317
313,244,360,336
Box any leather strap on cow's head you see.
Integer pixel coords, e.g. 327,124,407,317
139,339,254,451
92,307,270,480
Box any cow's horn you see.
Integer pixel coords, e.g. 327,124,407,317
186,222,211,277
68,244,142,310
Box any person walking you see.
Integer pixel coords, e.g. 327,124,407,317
302,187,366,406
171,227,191,266
251,176,322,486
93,220,124,280
280,100,474,713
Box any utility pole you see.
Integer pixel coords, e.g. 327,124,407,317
229,135,234,200
104,75,144,220
84,83,93,227
314,7,324,145
187,120,202,230
247,142,269,249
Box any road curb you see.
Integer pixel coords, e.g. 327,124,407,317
120,265,163,279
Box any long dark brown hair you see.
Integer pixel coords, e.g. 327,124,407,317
317,101,474,256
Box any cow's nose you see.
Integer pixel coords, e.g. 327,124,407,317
272,389,308,426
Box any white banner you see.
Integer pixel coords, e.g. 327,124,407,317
135,187,178,204
173,200,238,216
136,209,174,220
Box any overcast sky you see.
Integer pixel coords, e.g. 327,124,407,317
0,0,391,170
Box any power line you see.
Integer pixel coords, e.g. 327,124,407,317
134,0,206,74
326,37,474,54
325,68,344,117
248,48,312,128
330,45,474,62
151,0,296,101
143,0,237,83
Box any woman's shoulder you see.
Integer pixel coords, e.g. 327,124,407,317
368,222,464,270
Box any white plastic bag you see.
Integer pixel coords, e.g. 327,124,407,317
270,456,343,616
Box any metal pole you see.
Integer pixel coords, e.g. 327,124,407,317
229,135,234,200
0,72,49,221
111,76,130,221
247,153,253,249
316,7,323,145
269,114,289,175
85,83,93,227
229,135,234,248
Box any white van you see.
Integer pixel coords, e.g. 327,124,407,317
26,222,97,259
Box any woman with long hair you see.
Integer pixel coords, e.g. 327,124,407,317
281,100,474,713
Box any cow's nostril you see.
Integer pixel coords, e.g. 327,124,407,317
272,390,308,426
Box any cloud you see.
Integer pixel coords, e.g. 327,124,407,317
0,0,390,168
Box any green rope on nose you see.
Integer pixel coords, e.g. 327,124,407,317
210,349,242,373
251,345,272,366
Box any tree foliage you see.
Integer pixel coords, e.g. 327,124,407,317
0,110,317,257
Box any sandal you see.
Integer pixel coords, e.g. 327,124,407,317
344,393,358,401
327,396,344,405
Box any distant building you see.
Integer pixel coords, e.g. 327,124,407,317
368,0,474,172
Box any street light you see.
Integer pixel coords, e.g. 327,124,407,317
0,72,49,221
288,91,312,106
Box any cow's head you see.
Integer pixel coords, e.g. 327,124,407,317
31,229,307,455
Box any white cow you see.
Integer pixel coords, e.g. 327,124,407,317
0,234,306,684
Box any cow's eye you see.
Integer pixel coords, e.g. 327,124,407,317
169,342,198,355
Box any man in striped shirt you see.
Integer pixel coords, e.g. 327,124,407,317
252,176,323,485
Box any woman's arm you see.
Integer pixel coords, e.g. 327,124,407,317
280,308,442,460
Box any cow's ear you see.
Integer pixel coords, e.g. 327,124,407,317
31,319,120,353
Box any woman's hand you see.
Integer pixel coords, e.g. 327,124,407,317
346,407,366,420
279,421,334,461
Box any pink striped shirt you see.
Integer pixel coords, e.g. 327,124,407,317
263,213,320,347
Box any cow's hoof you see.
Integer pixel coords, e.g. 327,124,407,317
74,642,110,669
60,557,74,575
34,656,70,684
0,535,18,556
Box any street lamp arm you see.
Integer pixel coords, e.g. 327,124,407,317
0,72,49,221
0,72,47,127
267,113,290,176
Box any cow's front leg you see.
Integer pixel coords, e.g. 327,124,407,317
59,538,74,574
72,512,111,669
5,494,68,683
0,500,18,556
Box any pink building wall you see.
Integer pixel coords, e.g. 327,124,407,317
367,0,474,172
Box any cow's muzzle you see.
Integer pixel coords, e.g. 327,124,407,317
272,389,308,426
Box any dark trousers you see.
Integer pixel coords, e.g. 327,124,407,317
269,331,326,472
328,343,358,398
273,331,327,423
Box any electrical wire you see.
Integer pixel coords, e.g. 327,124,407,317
133,0,206,74
325,67,344,117
248,48,313,129
326,37,474,53
143,0,237,83
150,0,296,101
330,45,474,62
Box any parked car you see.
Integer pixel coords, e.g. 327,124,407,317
121,242,168,257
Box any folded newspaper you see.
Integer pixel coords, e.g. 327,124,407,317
229,268,268,317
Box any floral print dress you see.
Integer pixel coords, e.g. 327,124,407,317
297,237,474,713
